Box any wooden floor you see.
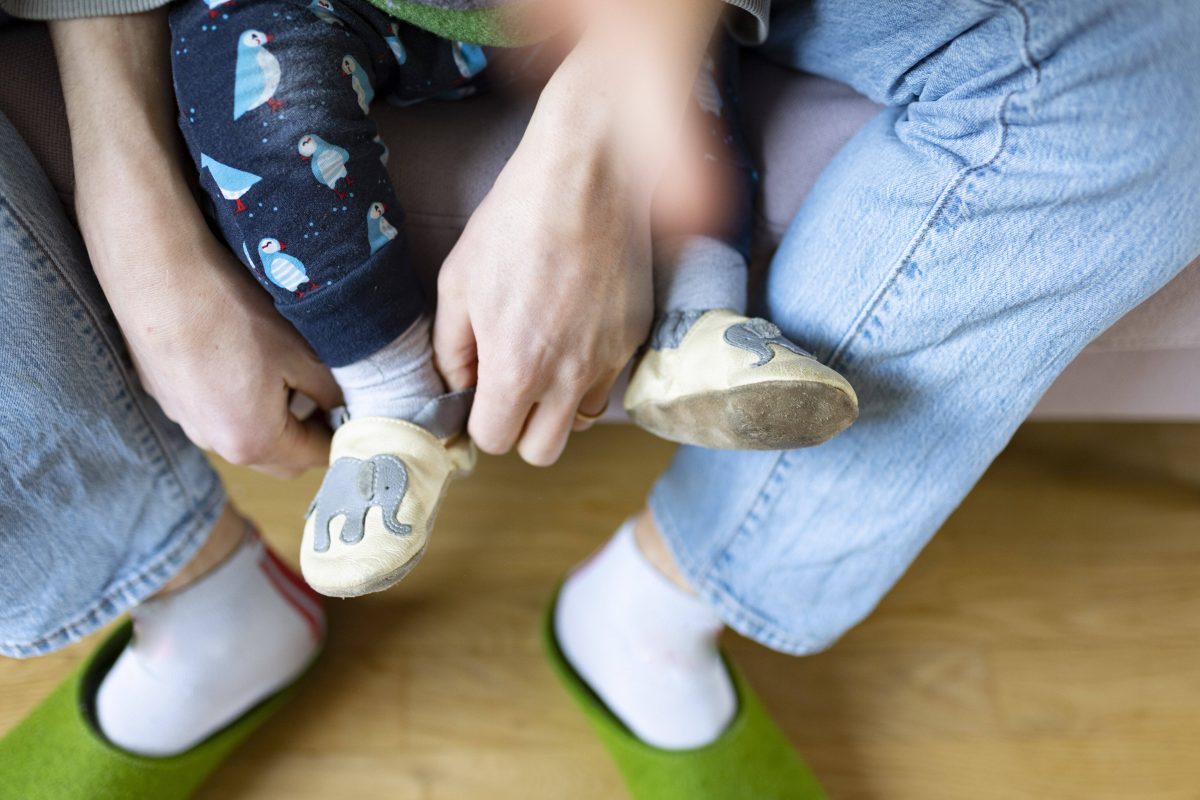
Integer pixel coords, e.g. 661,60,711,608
2,422,1199,799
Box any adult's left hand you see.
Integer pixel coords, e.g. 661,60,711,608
433,70,654,466
434,0,726,466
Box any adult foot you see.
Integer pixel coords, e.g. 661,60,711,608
554,518,736,749
96,524,324,756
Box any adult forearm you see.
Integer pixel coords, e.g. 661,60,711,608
49,10,208,303
535,0,725,197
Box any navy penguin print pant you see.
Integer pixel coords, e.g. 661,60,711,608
170,0,486,366
170,0,754,368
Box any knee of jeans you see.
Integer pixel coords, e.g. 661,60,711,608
1042,7,1200,179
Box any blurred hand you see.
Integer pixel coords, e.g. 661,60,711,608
433,0,726,467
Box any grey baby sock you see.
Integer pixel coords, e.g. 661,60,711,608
650,236,748,347
653,236,748,315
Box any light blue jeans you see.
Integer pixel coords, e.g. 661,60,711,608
2,0,1199,663
651,0,1200,654
0,111,225,658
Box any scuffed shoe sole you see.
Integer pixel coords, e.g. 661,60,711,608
627,377,858,450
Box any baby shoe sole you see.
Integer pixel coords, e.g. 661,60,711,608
305,541,428,598
628,378,858,450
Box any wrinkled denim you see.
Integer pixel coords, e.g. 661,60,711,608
652,0,1200,654
0,112,224,658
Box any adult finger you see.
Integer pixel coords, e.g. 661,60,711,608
517,387,584,467
253,412,333,480
284,349,343,412
571,370,620,432
431,285,479,392
469,358,538,455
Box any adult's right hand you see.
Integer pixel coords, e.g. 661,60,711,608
51,9,340,479
108,225,341,479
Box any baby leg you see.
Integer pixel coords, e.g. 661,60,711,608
652,37,756,318
629,37,859,450
170,0,477,597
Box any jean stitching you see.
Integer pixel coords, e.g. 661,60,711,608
826,101,1014,370
0,195,197,508
0,478,225,658
826,5,1041,372
706,453,787,582
704,3,1045,652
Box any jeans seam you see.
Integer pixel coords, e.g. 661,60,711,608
0,195,199,509
652,479,826,655
0,477,225,658
827,3,1041,373
826,103,1014,370
708,2,1044,652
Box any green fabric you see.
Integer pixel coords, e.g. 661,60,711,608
0,622,315,800
367,0,537,46
543,587,826,800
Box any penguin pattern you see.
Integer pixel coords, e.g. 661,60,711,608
450,41,487,79
202,0,234,19
693,55,723,118
384,22,407,65
298,133,352,198
367,202,398,254
200,153,261,213
307,0,343,26
170,0,491,366
341,54,374,115
373,134,390,166
233,29,282,118
258,238,309,293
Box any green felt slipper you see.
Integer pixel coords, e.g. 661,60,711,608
543,587,826,799
0,621,319,800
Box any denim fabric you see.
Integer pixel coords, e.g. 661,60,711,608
170,0,486,367
0,112,225,658
652,0,1200,655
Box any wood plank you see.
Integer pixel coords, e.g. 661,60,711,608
1,422,1198,798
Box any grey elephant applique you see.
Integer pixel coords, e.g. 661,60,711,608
308,455,412,552
723,318,812,367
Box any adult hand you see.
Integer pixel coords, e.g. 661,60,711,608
434,88,654,465
434,0,725,467
52,10,340,479
114,227,341,479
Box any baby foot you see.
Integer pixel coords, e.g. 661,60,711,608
624,309,858,450
300,392,475,597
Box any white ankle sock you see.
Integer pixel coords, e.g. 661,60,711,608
555,519,737,750
96,527,324,756
331,314,446,423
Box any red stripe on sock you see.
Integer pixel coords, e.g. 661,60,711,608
263,544,324,606
260,557,325,644
252,537,325,643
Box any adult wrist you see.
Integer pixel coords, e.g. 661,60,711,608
532,0,725,200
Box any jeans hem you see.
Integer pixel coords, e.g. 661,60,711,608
0,477,227,659
649,485,826,657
